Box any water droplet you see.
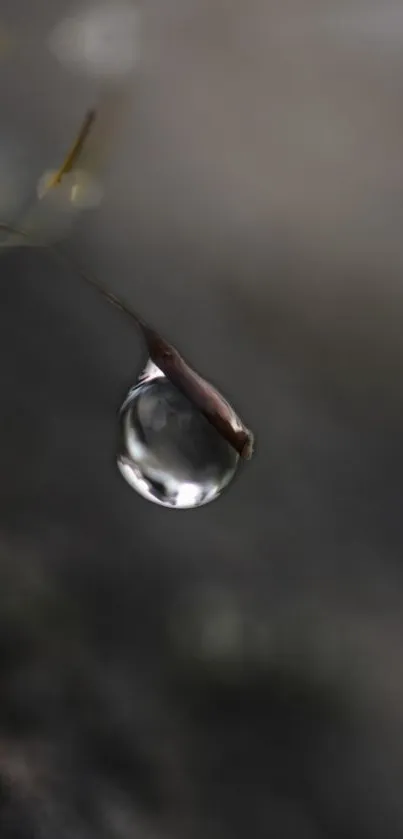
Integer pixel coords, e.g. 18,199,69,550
37,169,103,209
117,370,239,509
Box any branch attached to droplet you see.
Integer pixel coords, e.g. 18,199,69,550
0,105,254,461
41,108,97,195
140,325,254,460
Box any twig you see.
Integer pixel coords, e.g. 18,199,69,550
43,109,97,192
0,107,254,460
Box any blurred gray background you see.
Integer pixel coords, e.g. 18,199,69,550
0,1,403,837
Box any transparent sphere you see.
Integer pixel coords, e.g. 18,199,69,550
37,170,104,209
117,377,239,509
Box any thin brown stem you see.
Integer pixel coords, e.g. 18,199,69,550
0,221,254,458
44,109,97,191
0,113,254,460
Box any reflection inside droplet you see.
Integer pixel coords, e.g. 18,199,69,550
117,370,239,509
